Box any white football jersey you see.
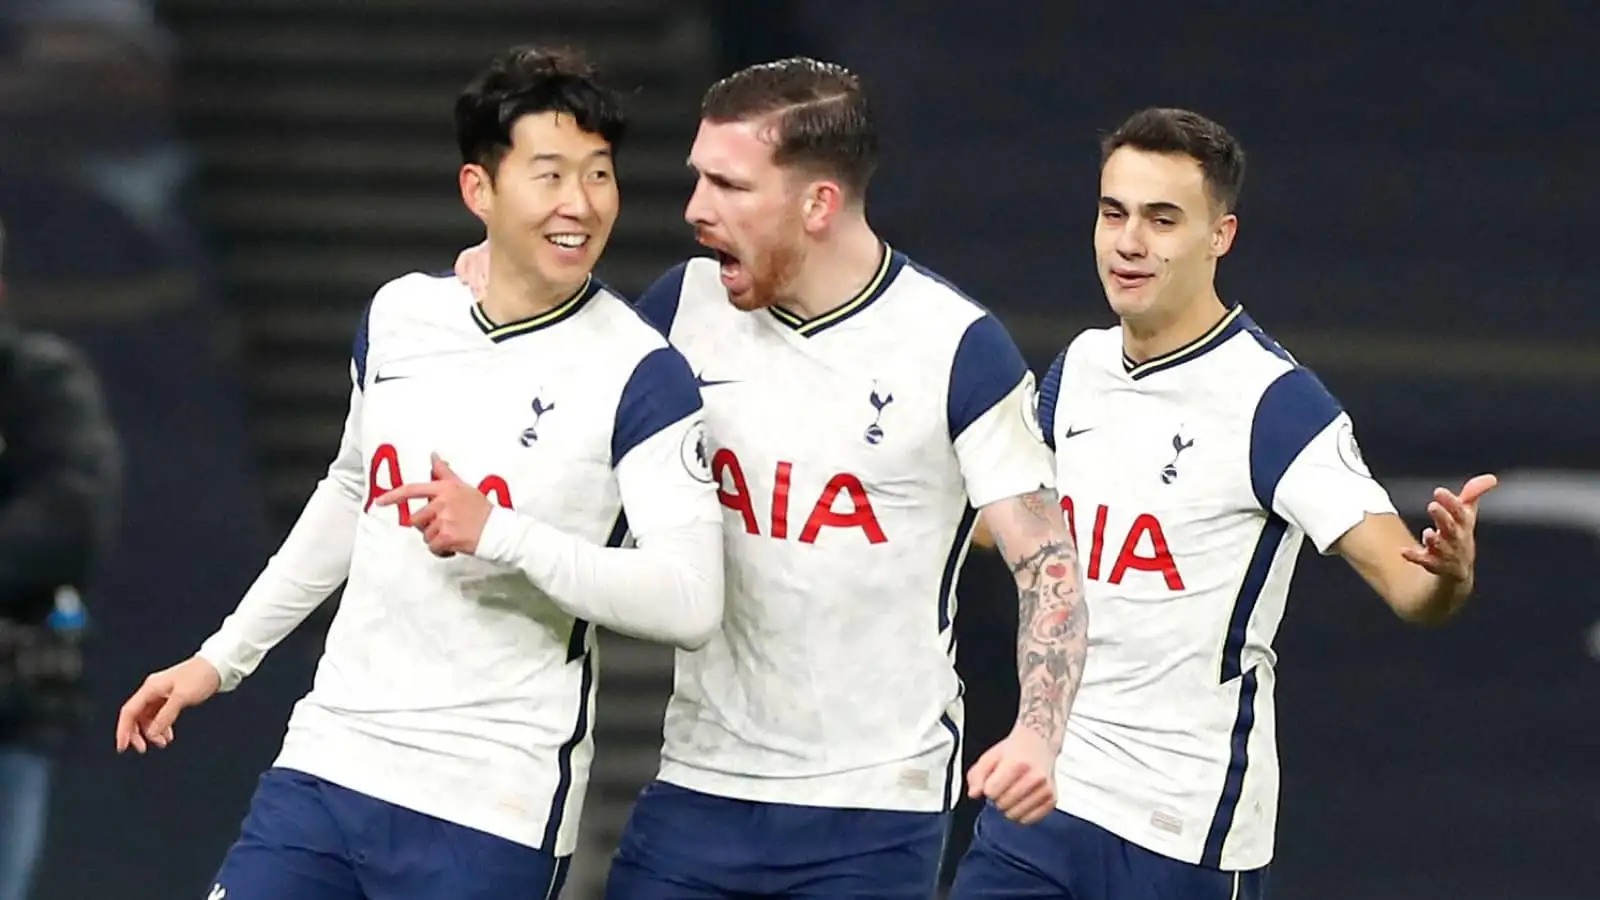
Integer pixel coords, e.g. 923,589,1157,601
634,246,1055,812
1040,306,1397,870
199,272,714,856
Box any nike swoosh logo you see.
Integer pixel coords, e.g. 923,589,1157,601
694,374,739,388
1063,425,1094,439
372,372,409,384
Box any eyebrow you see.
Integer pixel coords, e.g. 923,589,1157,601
687,161,751,189
1099,196,1186,217
530,148,612,164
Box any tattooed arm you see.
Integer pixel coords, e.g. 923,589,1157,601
942,317,1080,822
981,487,1088,754
963,486,1086,824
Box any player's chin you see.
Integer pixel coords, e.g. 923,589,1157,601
723,274,774,311
1104,282,1158,317
726,287,774,311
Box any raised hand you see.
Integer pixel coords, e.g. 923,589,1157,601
1401,473,1498,585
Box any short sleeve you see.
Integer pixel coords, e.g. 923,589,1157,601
611,346,719,538
1250,367,1396,553
948,315,1055,506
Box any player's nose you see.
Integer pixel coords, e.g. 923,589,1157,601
684,178,713,227
552,178,597,221
1114,225,1146,257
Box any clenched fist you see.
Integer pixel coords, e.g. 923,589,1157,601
967,727,1058,825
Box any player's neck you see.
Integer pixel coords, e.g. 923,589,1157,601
776,216,884,322
480,256,588,325
1122,290,1230,364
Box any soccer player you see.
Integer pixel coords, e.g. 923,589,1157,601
950,107,1497,899
113,46,724,900
457,58,1087,899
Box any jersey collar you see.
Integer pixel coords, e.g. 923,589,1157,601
767,242,905,337
1122,305,1249,380
471,276,601,342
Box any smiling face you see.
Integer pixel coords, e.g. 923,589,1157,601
682,117,811,310
1094,145,1236,326
460,111,619,292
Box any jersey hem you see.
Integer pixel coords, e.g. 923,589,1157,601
656,755,954,813
1055,786,1274,872
273,713,582,857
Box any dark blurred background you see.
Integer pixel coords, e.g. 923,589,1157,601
0,2,1593,898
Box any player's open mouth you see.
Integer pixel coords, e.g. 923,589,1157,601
715,249,746,285
545,233,589,249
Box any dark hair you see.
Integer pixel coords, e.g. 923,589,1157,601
454,45,626,177
700,57,878,198
1101,108,1246,214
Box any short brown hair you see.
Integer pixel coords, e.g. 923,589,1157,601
1102,108,1246,214
700,57,878,198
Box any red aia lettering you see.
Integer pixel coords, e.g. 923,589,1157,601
364,443,515,523
1061,495,1184,590
476,475,514,511
713,449,887,544
366,443,407,520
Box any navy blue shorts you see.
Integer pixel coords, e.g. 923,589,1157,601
209,767,568,900
606,781,949,899
949,802,1269,900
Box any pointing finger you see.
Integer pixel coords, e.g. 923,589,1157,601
376,483,440,507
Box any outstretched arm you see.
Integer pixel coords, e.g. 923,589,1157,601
1334,474,1496,625
1247,367,1494,626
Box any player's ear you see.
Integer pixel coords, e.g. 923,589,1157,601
1211,213,1238,260
800,180,845,234
459,163,494,223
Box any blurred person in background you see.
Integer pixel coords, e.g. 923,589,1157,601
0,0,210,311
0,217,122,900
